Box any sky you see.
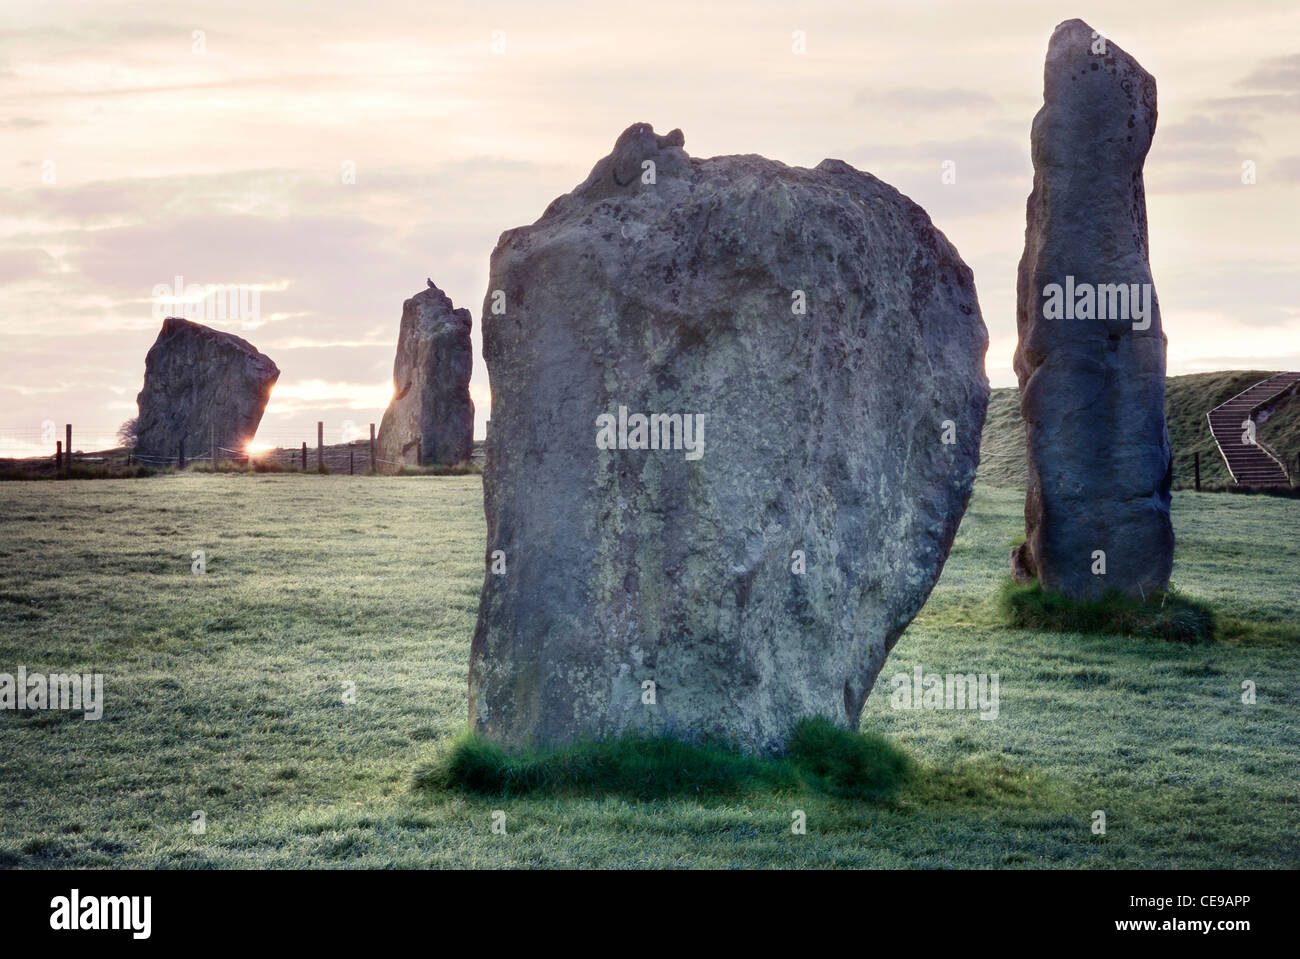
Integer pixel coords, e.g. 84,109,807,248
2,0,1298,456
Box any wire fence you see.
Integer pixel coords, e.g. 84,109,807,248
0,421,436,474
1,422,1288,487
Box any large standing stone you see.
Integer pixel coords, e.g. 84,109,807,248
375,279,474,468
470,123,989,753
1012,19,1173,599
135,317,279,461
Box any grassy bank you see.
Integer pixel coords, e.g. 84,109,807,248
979,370,1300,489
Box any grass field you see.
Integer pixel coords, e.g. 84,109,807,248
1,474,1297,868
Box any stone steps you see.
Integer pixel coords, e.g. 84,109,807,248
1206,372,1300,487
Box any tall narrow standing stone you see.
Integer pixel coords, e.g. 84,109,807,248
376,279,474,468
470,123,989,754
1012,19,1173,600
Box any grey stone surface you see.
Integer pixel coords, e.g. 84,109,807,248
135,317,279,461
470,122,989,753
376,279,474,468
1012,19,1174,599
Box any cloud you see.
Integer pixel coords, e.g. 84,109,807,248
840,136,1031,219
1273,155,1300,180
853,86,998,113
0,247,58,283
1206,93,1300,114
1161,260,1300,330
1144,51,1300,195
847,136,1026,177
0,155,560,444
1236,53,1300,91
1146,115,1263,193
1157,113,1262,150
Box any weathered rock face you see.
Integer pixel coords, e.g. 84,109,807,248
470,123,990,753
1012,19,1173,600
375,279,474,468
135,317,279,461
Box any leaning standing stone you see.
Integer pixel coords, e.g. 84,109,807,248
471,123,989,753
134,317,279,462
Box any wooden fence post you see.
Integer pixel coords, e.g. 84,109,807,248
369,423,376,474
416,437,422,468
178,437,186,470
1194,451,1200,491
317,421,324,470
56,440,62,471
65,424,72,469
211,424,217,471
301,441,307,471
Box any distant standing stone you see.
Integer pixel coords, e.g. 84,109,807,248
135,317,279,462
376,279,474,468
1012,19,1173,599
470,122,989,754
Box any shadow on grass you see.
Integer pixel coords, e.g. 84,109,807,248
0,464,157,481
999,577,1215,644
417,718,913,802
907,755,1061,809
394,463,481,476
1214,616,1300,648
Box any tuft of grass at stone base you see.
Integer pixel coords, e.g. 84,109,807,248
998,578,1216,644
417,717,912,801
785,717,914,799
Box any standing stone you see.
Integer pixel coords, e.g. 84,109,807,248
135,317,279,462
470,123,989,754
375,279,474,468
1012,19,1173,599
